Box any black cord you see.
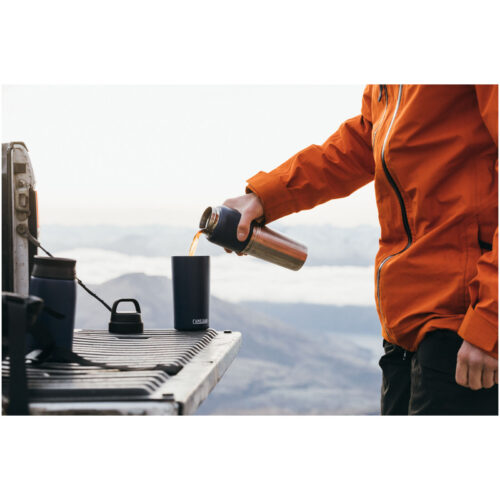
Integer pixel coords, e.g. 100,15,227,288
75,277,112,312
25,232,54,257
24,231,112,312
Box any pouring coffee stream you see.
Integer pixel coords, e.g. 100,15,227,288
188,230,204,256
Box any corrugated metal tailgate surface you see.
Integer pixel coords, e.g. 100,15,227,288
2,329,218,403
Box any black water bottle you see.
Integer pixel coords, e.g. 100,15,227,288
28,256,77,351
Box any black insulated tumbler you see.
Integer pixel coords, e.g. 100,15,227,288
171,256,210,331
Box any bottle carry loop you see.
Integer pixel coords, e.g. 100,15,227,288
108,299,144,334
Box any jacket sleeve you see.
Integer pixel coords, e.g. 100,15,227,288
458,85,498,358
245,86,375,224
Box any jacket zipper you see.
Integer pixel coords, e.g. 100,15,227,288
376,84,412,341
372,85,388,146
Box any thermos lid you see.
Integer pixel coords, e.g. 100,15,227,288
109,298,144,334
32,256,76,280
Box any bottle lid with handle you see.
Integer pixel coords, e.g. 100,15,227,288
108,298,144,334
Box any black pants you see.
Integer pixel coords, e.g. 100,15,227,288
379,329,498,415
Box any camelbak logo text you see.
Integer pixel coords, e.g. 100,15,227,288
193,318,208,325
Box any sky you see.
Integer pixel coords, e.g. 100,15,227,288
2,85,379,228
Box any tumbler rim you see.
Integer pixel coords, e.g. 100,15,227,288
171,255,210,260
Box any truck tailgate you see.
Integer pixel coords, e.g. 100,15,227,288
2,329,241,415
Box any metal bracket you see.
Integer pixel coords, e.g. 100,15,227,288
14,178,30,219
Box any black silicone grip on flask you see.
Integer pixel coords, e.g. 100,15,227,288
206,206,256,253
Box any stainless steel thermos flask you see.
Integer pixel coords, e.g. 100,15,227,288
199,206,308,271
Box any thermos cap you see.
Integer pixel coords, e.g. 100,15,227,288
109,299,144,334
32,256,76,280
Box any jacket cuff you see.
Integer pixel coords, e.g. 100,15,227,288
458,306,498,359
246,170,298,224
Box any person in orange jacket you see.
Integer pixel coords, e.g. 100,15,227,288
224,85,498,415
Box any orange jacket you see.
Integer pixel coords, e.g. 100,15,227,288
247,85,498,358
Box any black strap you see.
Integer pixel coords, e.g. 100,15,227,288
6,300,29,415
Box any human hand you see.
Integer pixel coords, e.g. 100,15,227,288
222,193,264,253
455,340,498,390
